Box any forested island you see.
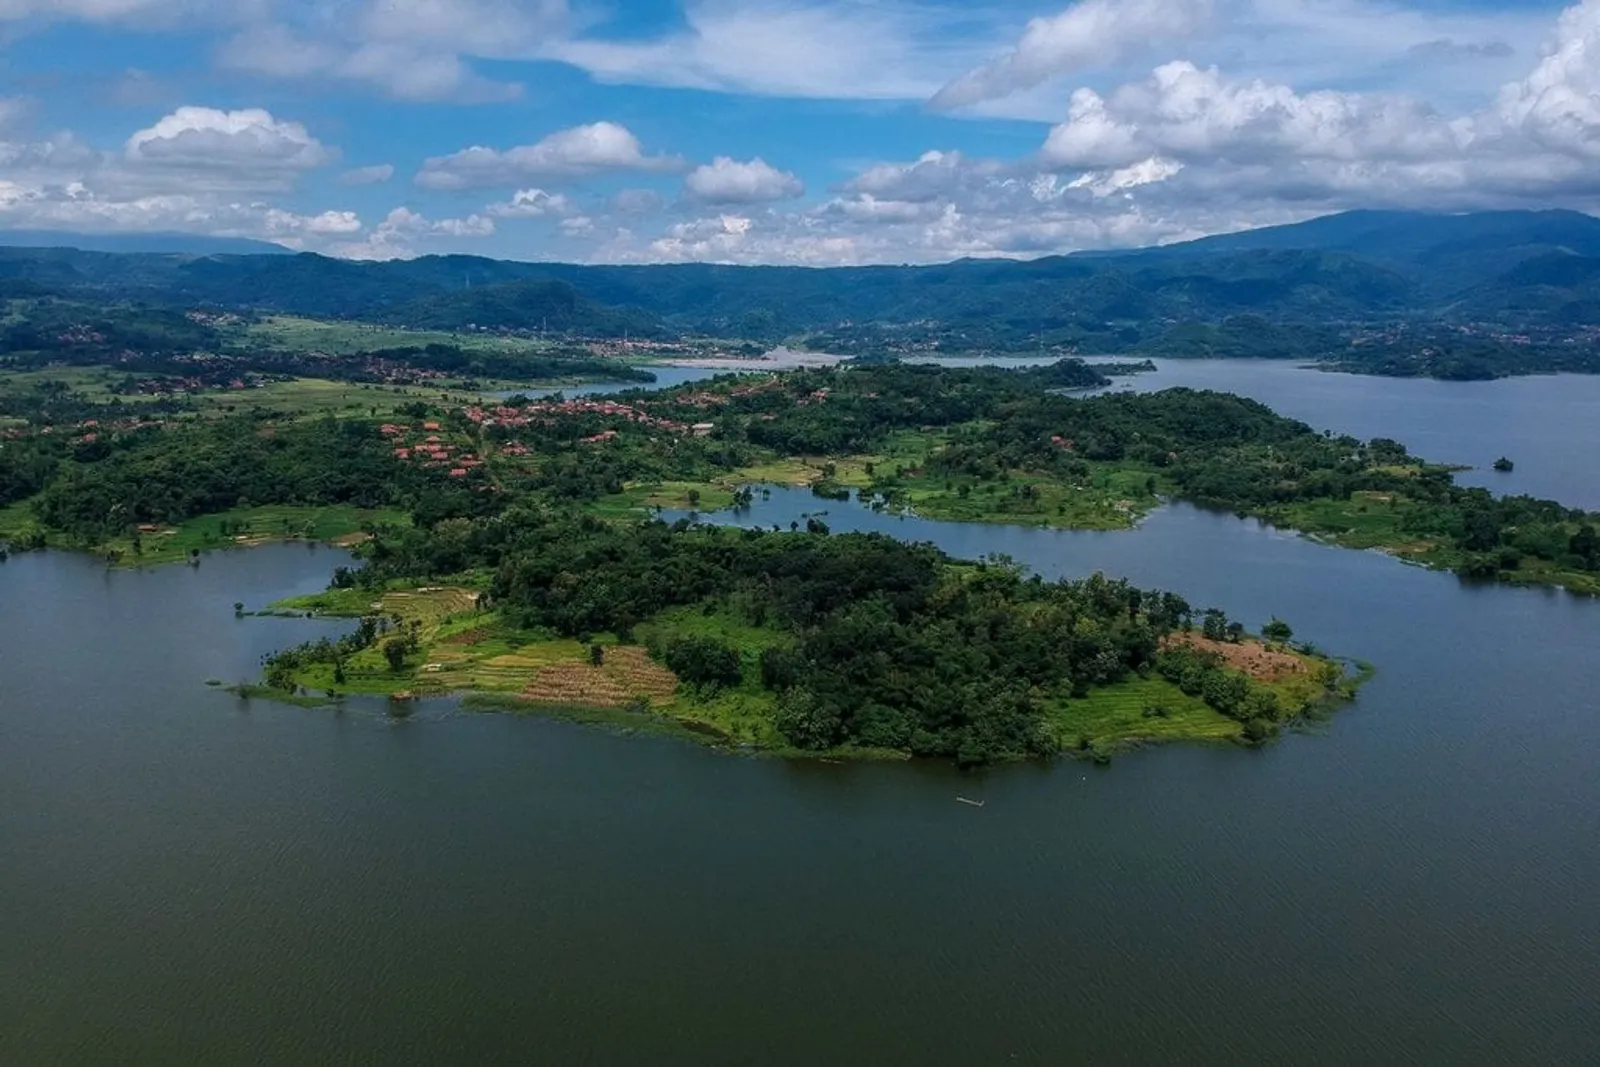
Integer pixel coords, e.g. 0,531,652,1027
13,338,1600,760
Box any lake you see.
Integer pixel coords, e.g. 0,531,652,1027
4,363,1600,1063
927,355,1600,508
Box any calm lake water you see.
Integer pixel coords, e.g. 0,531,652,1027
5,363,1600,1063
927,355,1600,508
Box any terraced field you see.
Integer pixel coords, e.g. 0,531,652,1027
275,586,690,713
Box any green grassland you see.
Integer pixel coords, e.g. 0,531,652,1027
884,464,1162,530
1049,646,1361,759
1049,677,1244,753
0,364,495,418
238,315,562,356
184,377,492,415
0,365,135,401
0,500,34,541
101,505,408,566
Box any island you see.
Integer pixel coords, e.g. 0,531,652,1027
255,522,1357,765
26,351,1600,761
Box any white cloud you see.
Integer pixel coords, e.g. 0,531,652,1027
326,206,495,260
683,156,803,204
0,0,220,24
1066,156,1185,197
124,106,332,188
487,188,573,218
1487,0,1600,159
218,23,521,103
339,164,395,186
1040,62,1458,170
0,180,360,248
845,150,1011,205
212,1,570,103
545,0,992,101
820,194,948,225
931,0,1214,111
355,0,570,59
416,122,681,190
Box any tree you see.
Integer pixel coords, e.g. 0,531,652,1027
1262,617,1294,645
661,636,742,689
1571,524,1599,567
382,639,408,673
589,643,605,667
1201,608,1229,642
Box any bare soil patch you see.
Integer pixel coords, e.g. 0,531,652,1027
1163,632,1308,682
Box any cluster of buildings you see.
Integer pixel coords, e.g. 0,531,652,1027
459,398,708,436
379,422,484,477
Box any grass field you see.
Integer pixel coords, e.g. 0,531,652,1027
239,315,562,356
0,365,134,402
262,592,805,748
105,504,408,565
1048,677,1244,753
0,500,34,540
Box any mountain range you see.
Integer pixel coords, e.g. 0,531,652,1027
4,210,1600,342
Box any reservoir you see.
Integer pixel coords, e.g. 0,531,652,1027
4,364,1599,1063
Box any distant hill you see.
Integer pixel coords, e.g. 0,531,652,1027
1106,209,1600,294
0,229,292,257
2,210,1599,343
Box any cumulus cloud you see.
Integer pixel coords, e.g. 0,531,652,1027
1487,0,1600,159
1039,62,1458,170
1023,2,1600,209
487,188,573,218
416,122,681,190
848,150,1001,203
0,104,353,251
327,206,495,260
124,106,332,188
1066,156,1185,198
0,180,361,248
931,0,1214,111
683,156,803,204
339,164,395,186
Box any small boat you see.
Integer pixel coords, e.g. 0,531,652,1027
956,796,985,808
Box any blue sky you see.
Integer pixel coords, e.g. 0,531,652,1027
0,1,1594,263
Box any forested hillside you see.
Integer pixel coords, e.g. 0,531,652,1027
6,209,1600,375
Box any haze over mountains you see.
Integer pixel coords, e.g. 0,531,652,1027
4,210,1600,338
